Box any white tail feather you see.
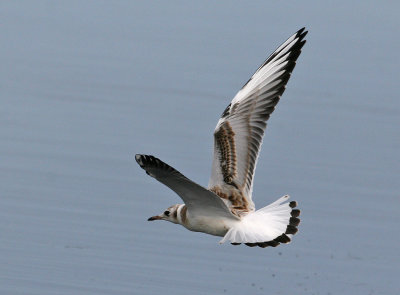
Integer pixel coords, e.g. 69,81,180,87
219,195,294,244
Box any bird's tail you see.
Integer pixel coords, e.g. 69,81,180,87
219,195,300,248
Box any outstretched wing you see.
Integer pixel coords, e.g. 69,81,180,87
135,154,239,220
209,28,307,213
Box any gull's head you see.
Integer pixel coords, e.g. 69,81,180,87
148,204,180,224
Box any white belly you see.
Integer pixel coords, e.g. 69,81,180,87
183,215,238,237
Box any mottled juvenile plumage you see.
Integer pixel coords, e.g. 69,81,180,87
136,28,307,248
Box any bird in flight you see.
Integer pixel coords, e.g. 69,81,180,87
136,28,307,248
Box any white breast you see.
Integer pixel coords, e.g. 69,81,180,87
183,212,239,237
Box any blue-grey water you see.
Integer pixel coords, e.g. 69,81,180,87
1,2,399,294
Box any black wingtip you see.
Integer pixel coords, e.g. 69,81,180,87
135,154,157,169
135,154,182,178
294,27,308,50
297,27,308,38
135,154,151,167
135,154,143,166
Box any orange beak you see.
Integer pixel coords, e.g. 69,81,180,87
148,215,162,221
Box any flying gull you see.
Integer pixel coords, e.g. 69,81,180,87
136,28,307,248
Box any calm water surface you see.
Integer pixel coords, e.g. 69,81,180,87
1,2,399,294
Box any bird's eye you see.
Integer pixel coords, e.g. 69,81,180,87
164,210,170,216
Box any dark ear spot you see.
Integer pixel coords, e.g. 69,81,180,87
164,210,170,216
